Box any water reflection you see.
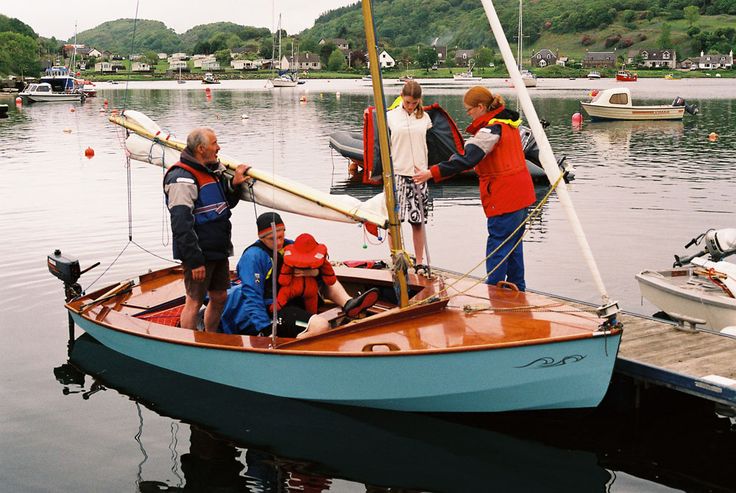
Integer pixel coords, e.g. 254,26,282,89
62,333,612,492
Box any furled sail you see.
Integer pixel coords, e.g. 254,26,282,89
110,110,388,228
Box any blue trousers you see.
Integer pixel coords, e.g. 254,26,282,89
485,208,528,291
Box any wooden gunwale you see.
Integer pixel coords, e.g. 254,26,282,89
68,265,617,357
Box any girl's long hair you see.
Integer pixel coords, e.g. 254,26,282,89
401,80,424,118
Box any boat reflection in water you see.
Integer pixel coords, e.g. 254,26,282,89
59,334,612,492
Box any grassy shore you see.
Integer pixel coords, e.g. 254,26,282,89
81,65,734,82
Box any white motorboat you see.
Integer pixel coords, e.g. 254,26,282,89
636,228,736,332
587,70,601,80
201,72,220,84
453,69,482,82
580,87,697,121
521,69,537,87
19,66,85,103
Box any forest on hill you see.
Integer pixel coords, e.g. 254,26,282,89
2,0,736,76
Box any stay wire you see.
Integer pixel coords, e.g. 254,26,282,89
399,171,566,313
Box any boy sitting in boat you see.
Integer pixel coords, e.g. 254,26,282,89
220,212,378,338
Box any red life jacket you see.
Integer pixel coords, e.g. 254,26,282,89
466,107,535,217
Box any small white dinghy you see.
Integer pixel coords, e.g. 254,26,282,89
636,228,736,333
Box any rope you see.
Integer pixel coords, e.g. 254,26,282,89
395,169,569,315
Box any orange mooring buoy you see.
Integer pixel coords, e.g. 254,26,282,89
708,132,718,142
571,112,583,126
15,97,22,106
84,147,95,158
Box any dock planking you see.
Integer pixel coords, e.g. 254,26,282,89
615,311,736,409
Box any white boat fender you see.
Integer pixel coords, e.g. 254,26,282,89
720,327,736,337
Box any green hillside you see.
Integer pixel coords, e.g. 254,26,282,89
76,19,182,54
3,0,736,77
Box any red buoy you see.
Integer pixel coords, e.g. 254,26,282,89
103,99,109,106
15,97,22,105
84,147,95,158
571,112,583,125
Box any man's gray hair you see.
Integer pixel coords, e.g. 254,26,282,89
186,127,215,153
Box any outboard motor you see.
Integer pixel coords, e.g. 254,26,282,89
674,228,736,266
519,124,574,183
672,96,699,115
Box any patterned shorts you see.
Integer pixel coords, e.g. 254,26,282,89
396,175,431,225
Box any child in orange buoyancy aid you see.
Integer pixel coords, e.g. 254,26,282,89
273,233,337,314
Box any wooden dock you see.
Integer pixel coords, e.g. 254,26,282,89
615,311,736,409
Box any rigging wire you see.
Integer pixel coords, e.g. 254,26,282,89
79,0,180,294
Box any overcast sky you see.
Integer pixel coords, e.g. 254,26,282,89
2,0,358,40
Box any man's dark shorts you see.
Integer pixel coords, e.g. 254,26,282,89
184,259,230,303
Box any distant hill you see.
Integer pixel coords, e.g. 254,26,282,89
75,19,182,54
297,0,736,60
0,13,36,38
17,0,736,61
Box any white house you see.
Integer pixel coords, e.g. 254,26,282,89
295,53,321,71
231,59,263,70
157,53,168,60
201,60,221,70
368,50,395,69
94,61,114,72
695,50,733,70
131,62,152,72
169,60,188,70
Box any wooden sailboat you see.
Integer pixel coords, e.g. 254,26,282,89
59,0,622,413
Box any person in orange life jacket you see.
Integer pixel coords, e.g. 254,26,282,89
163,127,250,332
220,212,379,339
413,86,535,291
273,233,337,314
386,80,433,274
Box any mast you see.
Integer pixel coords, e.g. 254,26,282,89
361,0,409,307
517,0,522,71
277,14,282,73
479,0,619,318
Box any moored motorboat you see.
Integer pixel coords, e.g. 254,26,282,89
453,69,482,82
615,69,638,82
521,69,537,87
580,87,697,121
587,70,601,80
18,66,85,103
636,228,736,332
201,72,220,84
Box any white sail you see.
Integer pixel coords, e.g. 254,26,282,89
116,110,388,227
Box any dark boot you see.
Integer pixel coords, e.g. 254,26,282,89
343,288,380,318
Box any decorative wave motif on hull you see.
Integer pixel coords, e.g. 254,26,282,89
516,355,586,368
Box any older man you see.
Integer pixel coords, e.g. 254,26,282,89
164,127,249,332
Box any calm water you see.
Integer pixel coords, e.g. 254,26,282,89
2,78,736,492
